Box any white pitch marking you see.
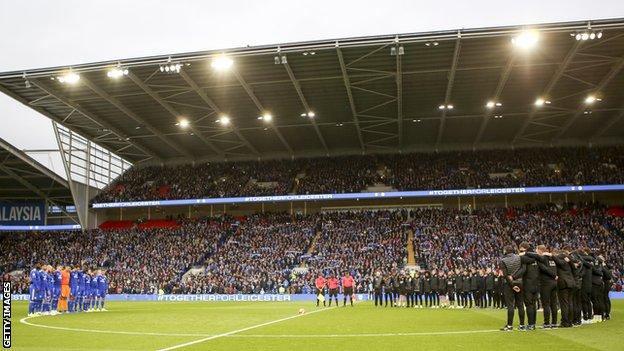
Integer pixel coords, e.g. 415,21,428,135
228,329,501,338
156,306,336,351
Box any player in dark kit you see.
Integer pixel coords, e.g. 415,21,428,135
493,270,504,309
413,272,423,308
384,273,395,307
438,272,447,308
422,271,431,307
462,269,472,308
446,271,456,308
485,268,495,308
519,242,539,330
430,270,440,308
499,245,526,331
454,269,464,307
406,273,415,308
372,271,384,307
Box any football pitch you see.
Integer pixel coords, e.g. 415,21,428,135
11,300,622,350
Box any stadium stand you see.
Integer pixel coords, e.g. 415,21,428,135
3,204,623,295
92,146,624,203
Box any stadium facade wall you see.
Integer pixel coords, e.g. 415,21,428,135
94,189,624,225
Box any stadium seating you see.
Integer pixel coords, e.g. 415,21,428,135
2,204,622,295
92,146,624,203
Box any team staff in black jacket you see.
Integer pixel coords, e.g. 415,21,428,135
579,248,594,322
570,250,585,325
519,242,540,330
499,244,527,331
525,245,559,328
552,247,576,328
601,257,612,320
590,254,605,320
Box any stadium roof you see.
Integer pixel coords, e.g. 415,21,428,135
0,136,72,204
1,18,624,164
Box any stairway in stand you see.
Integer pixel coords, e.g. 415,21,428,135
300,230,323,267
406,229,416,266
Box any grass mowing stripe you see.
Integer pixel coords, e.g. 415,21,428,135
156,305,337,351
20,315,214,337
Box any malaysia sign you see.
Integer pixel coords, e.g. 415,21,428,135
0,202,45,225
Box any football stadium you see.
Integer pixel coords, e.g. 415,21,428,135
1,2,624,350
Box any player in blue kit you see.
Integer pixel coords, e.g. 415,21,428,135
95,269,109,311
69,265,81,312
52,265,62,315
89,268,98,311
40,266,53,315
77,266,87,312
83,268,93,312
28,262,42,316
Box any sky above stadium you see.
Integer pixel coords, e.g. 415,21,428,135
1,0,623,177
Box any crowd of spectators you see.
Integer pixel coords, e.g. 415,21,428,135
411,204,624,274
179,213,318,294
93,160,296,203
293,210,408,293
1,218,230,294
93,146,624,203
2,205,623,295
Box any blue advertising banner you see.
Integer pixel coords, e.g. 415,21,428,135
91,184,624,209
0,224,81,232
0,201,45,225
11,292,624,301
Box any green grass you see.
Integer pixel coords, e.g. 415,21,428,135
10,300,622,350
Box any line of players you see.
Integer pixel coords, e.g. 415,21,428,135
27,263,109,316
367,268,508,309
500,242,613,331
313,268,509,309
